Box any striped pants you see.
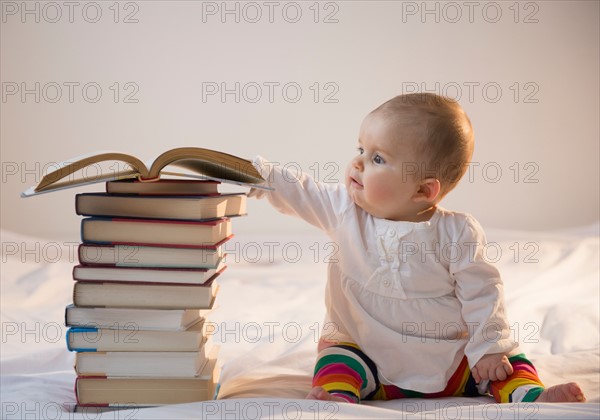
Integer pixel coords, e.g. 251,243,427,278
312,343,544,403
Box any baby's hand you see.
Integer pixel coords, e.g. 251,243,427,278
471,353,513,383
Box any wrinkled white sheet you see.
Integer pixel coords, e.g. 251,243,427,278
1,225,599,419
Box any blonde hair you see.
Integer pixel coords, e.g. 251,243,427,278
372,93,474,198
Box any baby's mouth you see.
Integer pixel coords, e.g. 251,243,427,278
350,176,363,188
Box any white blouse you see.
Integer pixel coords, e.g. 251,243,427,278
249,156,518,392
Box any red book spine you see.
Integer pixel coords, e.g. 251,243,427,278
107,217,229,226
74,376,109,407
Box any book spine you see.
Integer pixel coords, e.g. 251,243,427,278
75,194,82,216
75,376,110,407
80,235,232,251
64,305,71,327
103,217,227,226
80,219,85,243
74,377,80,405
76,265,212,273
82,240,231,250
73,274,220,287
66,327,99,352
77,243,83,265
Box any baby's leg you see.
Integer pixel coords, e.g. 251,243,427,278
489,353,586,403
308,342,379,403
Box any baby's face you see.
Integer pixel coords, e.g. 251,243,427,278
345,113,423,221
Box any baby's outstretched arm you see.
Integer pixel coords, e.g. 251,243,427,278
248,156,348,233
471,353,513,383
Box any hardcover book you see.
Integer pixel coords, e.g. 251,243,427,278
73,279,219,309
72,260,225,285
66,320,208,352
81,217,232,247
21,147,266,197
106,179,220,195
75,347,220,406
65,305,209,331
78,243,226,268
74,342,212,377
75,193,247,221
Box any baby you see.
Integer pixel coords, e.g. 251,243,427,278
249,93,585,404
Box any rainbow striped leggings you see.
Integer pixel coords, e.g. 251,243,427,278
312,343,544,403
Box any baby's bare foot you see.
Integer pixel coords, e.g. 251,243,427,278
536,382,586,402
306,386,350,402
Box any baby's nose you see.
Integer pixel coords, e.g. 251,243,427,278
353,156,364,169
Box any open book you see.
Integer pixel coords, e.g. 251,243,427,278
21,147,267,197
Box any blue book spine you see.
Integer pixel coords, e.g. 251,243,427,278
66,327,99,352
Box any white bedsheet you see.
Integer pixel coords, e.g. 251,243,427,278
1,225,599,419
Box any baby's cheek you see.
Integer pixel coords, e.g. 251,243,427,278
343,165,353,188
367,180,395,206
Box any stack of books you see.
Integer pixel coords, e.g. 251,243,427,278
21,147,265,410
64,178,247,409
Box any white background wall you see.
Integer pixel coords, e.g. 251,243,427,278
1,0,598,241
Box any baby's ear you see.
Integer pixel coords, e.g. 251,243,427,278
414,178,441,203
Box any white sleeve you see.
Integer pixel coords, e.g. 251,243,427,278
450,215,518,368
247,155,350,234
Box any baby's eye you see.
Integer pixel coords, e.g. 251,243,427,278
373,154,385,164
357,147,364,155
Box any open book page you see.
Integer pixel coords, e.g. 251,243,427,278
21,148,271,197
29,151,147,193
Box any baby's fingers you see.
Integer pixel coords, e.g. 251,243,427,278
494,360,514,382
495,365,508,381
471,367,481,384
499,359,514,380
504,360,514,376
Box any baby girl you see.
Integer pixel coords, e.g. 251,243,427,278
249,93,585,404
